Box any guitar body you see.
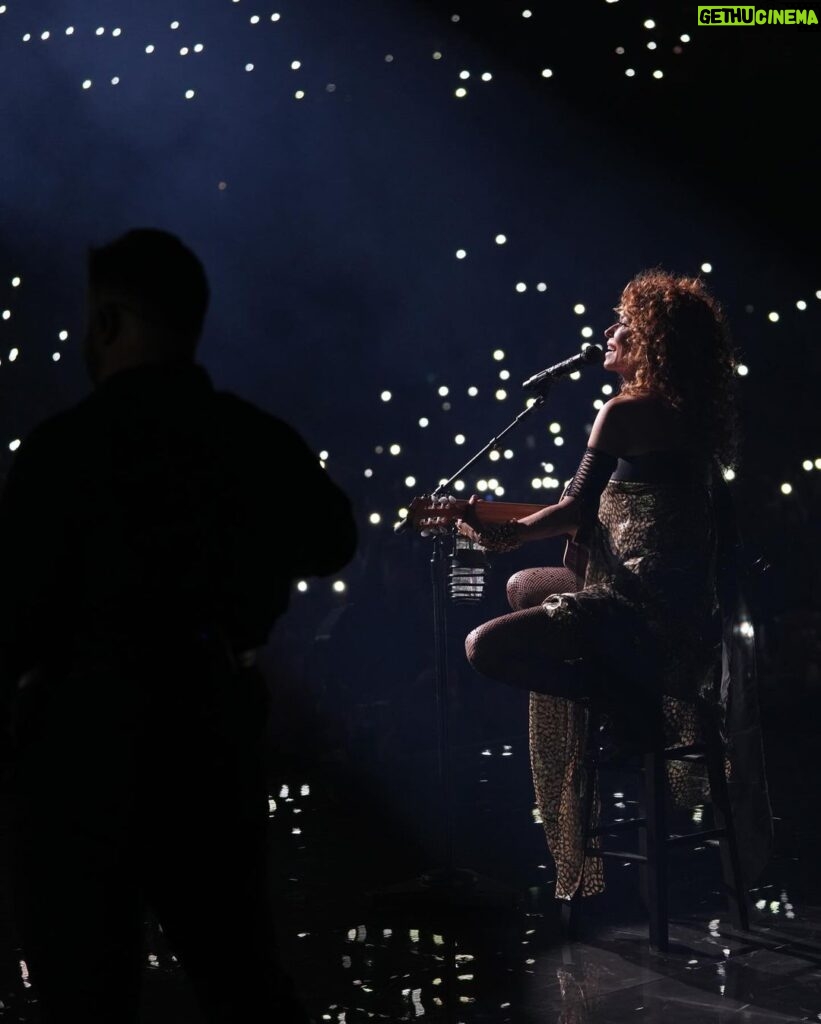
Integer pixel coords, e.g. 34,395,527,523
562,536,588,587
559,483,590,587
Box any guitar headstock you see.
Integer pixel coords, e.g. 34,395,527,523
398,494,467,535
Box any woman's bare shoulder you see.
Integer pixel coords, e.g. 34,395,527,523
587,396,635,453
589,392,686,454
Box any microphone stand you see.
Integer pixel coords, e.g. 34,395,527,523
375,384,553,913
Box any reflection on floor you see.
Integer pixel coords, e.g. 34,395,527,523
1,695,818,1023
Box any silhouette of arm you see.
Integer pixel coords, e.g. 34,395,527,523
270,418,357,578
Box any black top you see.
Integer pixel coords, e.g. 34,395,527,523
0,363,357,680
611,449,710,484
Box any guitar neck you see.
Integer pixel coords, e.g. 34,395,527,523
474,501,544,524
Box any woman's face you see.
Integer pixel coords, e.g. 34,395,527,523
603,315,634,379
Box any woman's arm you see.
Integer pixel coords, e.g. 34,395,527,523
518,398,632,541
517,495,581,542
456,493,579,547
456,397,633,550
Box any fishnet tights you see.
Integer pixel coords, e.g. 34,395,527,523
464,566,583,696
506,567,577,612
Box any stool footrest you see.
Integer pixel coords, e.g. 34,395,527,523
589,817,647,837
590,744,708,769
585,848,648,863
586,827,727,853
666,827,726,847
663,744,706,760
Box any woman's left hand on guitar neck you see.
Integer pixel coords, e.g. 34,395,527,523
455,495,526,551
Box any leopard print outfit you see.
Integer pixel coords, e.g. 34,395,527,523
528,478,721,899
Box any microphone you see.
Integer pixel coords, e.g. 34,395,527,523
521,345,604,390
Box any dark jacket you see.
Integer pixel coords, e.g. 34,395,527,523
0,362,357,686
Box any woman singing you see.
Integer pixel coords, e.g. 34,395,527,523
457,269,742,899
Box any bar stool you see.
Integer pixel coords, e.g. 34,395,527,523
561,696,750,951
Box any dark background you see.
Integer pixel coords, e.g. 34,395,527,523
2,2,821,1020
0,0,819,916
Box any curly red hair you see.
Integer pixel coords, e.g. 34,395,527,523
616,269,739,470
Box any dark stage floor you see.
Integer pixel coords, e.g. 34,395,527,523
1,679,818,1023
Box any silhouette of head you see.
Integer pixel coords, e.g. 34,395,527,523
85,229,210,385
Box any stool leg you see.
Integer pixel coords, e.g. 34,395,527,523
703,720,750,931
560,898,576,939
641,751,669,951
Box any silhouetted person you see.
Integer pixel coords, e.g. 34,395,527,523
0,229,357,1022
